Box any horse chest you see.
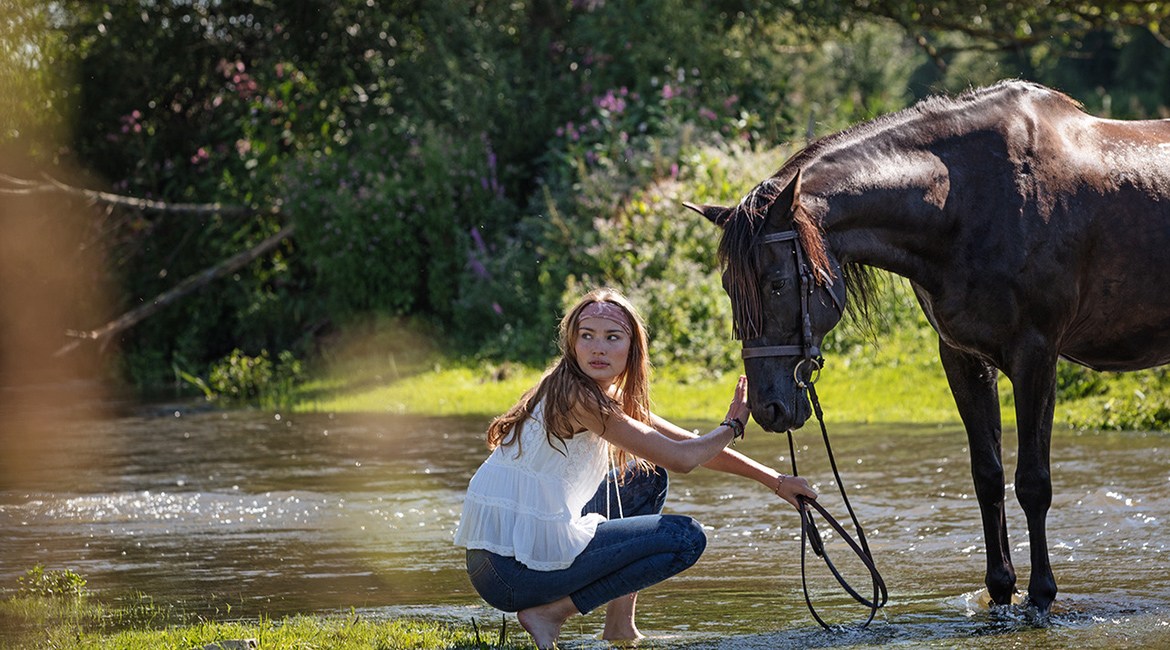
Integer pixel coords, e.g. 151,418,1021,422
911,280,1023,361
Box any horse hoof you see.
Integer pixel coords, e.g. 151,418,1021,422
1023,597,1052,626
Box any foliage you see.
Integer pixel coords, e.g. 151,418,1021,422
791,1,1170,57
15,566,89,600
9,1,1170,431
1059,366,1170,430
285,119,514,322
205,348,303,407
1,0,71,156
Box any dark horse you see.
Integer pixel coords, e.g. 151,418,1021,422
687,80,1170,616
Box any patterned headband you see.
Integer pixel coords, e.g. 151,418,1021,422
577,301,632,336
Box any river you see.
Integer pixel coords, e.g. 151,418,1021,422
1,403,1168,648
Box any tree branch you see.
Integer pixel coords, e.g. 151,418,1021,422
0,172,258,216
55,224,296,357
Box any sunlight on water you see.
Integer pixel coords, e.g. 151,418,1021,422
1,410,1168,648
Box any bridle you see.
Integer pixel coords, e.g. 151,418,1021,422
744,227,888,630
740,230,844,387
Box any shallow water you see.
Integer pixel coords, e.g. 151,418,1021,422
1,404,1168,648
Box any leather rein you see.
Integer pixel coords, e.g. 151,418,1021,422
744,228,888,630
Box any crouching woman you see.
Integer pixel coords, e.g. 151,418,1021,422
453,288,815,648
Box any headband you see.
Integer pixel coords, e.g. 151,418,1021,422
577,301,632,336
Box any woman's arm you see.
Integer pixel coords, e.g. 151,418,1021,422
649,380,817,509
574,408,735,474
571,380,749,474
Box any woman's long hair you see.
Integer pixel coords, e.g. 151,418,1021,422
486,288,653,473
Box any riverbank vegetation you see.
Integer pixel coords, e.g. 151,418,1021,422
7,2,1170,431
287,296,1170,432
0,567,512,650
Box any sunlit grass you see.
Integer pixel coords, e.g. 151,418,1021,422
291,305,1170,431
295,362,543,416
0,597,521,650
290,326,1021,426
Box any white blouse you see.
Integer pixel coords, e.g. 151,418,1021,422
453,400,611,570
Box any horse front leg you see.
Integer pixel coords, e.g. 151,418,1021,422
1007,343,1059,617
938,341,1017,604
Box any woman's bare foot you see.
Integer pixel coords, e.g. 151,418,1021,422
602,621,644,642
517,596,579,649
602,593,645,641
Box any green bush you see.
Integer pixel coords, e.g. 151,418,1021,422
16,565,89,600
207,348,303,407
285,120,517,322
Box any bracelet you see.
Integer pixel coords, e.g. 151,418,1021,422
774,474,786,495
721,418,745,446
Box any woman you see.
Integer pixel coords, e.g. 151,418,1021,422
453,288,816,648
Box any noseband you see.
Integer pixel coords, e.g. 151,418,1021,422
740,230,844,387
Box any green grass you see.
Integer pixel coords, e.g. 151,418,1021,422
291,324,1004,427
289,309,1170,432
0,596,522,650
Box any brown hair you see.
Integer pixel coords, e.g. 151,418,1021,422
486,288,653,473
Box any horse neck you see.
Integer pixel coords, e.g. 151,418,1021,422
809,155,953,290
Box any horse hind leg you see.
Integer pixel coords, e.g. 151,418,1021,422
938,342,1018,605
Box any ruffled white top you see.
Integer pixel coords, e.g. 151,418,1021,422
454,400,611,570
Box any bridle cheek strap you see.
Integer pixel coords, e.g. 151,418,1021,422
740,229,833,365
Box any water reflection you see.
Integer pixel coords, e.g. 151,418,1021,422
1,407,1168,648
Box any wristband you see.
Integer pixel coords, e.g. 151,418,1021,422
721,417,745,446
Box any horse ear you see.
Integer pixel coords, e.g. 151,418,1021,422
768,168,804,224
683,201,733,227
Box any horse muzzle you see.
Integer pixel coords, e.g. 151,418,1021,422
749,386,812,433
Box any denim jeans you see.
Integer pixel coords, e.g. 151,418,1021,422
465,465,707,613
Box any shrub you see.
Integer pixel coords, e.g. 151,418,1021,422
207,348,303,407
16,565,89,600
285,120,517,323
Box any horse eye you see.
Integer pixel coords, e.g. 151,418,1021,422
771,279,787,295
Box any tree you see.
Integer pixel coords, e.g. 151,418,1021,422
789,1,1170,70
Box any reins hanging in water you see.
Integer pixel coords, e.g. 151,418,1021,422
787,380,888,630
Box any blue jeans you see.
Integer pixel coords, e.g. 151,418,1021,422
465,465,707,614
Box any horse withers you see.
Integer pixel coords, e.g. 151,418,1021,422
688,80,1170,617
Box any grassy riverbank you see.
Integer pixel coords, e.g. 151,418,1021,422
0,565,517,650
291,319,993,426
288,310,1170,432
0,598,513,650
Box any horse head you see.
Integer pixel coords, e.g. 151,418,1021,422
687,169,847,432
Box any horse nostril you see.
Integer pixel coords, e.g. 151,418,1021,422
755,400,791,432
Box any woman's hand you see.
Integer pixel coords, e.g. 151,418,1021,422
773,473,818,509
725,375,750,425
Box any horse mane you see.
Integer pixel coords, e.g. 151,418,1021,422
718,165,880,341
719,81,1071,341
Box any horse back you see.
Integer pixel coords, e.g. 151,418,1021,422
831,82,1170,371
1022,93,1170,369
